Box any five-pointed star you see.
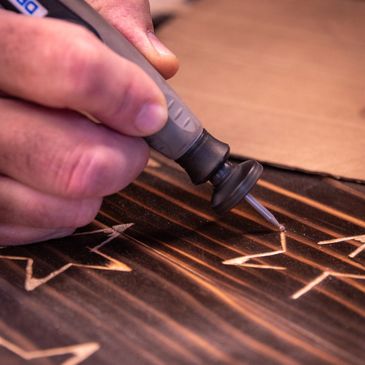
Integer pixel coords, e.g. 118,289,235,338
288,233,365,299
0,336,99,365
0,223,133,291
222,231,365,299
319,234,365,259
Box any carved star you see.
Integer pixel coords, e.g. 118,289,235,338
318,234,365,259
0,336,99,365
0,223,133,291
288,233,365,300
291,270,365,300
223,231,287,270
222,231,365,300
146,157,161,169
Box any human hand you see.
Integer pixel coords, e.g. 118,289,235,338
0,1,178,245
87,0,179,79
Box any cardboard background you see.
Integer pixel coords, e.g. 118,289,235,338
158,0,365,182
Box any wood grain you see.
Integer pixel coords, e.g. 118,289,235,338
0,153,364,364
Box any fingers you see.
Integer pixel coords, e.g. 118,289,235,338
86,0,179,78
0,225,75,246
0,11,167,136
0,99,149,198
0,176,102,228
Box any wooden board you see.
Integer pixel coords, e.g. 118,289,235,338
0,153,364,364
157,0,365,182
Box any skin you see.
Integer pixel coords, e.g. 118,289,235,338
0,0,179,245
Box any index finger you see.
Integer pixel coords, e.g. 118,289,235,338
0,11,167,136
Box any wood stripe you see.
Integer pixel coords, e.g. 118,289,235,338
258,180,365,228
0,152,364,364
99,206,360,365
135,172,365,273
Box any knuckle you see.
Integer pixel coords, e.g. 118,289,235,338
57,146,110,198
113,139,149,189
98,61,143,122
61,31,103,99
53,135,149,198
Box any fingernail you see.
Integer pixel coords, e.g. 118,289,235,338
147,31,176,57
135,103,167,134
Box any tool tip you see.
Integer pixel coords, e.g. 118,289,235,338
278,224,286,232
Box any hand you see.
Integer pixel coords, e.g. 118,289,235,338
0,1,178,245
87,0,179,79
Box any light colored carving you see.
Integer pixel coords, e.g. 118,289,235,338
0,336,99,365
291,271,365,300
146,158,161,168
319,234,365,258
0,224,133,291
223,231,365,300
222,231,287,270
291,234,365,299
350,244,365,258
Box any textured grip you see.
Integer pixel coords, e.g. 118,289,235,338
145,91,203,159
57,0,203,160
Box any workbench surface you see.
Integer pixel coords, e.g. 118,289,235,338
0,154,364,365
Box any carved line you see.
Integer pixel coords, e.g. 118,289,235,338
291,271,365,300
146,158,161,169
318,234,365,259
77,223,134,271
0,336,99,365
222,231,287,271
0,224,133,291
222,232,365,300
286,234,365,299
350,243,365,258
290,233,365,299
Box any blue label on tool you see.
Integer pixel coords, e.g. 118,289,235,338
8,0,48,17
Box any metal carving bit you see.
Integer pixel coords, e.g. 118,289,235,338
244,194,285,231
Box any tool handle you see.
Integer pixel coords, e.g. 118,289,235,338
4,0,204,160
73,2,205,160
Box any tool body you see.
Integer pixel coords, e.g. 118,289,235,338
0,0,284,230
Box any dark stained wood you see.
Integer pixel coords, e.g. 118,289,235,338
0,153,364,364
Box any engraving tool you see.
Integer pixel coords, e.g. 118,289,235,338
1,0,284,231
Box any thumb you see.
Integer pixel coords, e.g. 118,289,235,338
86,0,179,79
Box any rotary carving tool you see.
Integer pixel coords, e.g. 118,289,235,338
1,0,284,231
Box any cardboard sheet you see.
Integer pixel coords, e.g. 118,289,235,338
150,0,187,18
158,0,365,182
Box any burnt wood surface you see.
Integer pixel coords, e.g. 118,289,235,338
0,153,364,365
